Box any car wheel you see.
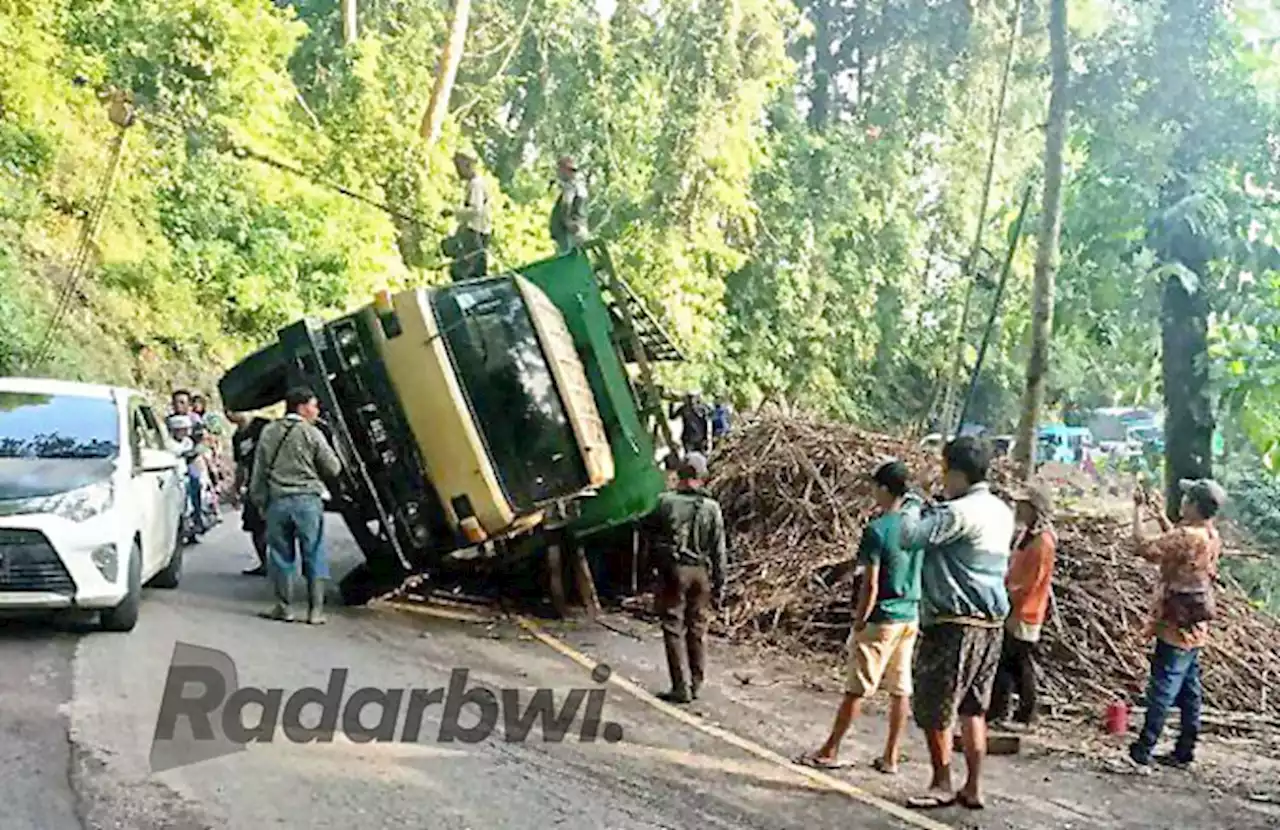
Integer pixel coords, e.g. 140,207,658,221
148,525,183,590
101,540,142,632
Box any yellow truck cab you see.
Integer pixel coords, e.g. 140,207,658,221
373,276,613,543
218,273,616,604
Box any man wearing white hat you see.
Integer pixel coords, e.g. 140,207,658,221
443,152,491,281
550,155,589,253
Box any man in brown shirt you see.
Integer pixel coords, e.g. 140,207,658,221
1129,478,1225,769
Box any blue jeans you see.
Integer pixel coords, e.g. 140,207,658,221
186,472,206,533
265,494,328,584
1131,639,1202,763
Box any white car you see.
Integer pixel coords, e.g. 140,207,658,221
0,378,186,631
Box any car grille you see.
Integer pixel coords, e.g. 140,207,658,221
0,529,76,595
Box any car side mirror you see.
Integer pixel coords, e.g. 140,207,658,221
139,447,180,474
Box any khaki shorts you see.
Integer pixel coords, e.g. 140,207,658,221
844,621,919,698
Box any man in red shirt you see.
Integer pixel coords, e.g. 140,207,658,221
990,484,1056,727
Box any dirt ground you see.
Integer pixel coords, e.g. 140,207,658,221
534,609,1280,830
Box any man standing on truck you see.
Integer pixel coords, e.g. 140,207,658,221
645,452,727,704
250,387,343,625
443,152,491,282
550,155,589,253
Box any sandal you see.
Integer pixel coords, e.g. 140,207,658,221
794,753,855,770
956,793,985,811
871,757,899,775
906,793,956,810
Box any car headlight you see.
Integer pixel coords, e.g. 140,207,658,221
14,481,115,523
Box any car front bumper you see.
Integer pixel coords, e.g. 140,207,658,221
0,512,133,610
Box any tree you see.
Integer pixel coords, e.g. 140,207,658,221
342,0,357,45
420,0,472,144
1013,0,1067,476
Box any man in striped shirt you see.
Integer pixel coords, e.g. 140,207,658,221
899,436,1014,812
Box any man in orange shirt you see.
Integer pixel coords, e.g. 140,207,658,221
990,484,1056,727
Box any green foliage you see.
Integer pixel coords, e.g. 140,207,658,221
0,0,1274,449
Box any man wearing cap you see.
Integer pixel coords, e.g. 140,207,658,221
1128,477,1225,769
644,452,727,704
443,152,491,282
798,460,923,774
990,483,1057,727
550,155,589,253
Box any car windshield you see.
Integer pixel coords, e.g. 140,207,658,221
0,392,120,459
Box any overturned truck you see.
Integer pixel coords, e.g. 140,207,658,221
219,245,682,605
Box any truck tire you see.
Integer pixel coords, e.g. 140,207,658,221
218,340,289,412
339,559,406,606
101,541,142,632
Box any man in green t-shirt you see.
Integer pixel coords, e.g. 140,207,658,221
797,460,923,773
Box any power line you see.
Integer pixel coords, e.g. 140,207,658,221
25,94,449,368
26,123,130,372
140,110,430,228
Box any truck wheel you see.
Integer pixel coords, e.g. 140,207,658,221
101,542,142,632
339,560,406,606
339,564,379,606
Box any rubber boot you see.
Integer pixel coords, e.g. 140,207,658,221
259,566,295,622
657,631,691,704
307,579,327,625
687,630,706,699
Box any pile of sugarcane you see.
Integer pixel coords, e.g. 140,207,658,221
707,414,1280,716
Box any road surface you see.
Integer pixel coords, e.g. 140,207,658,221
0,517,911,830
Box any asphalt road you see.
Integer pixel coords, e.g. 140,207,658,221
0,516,910,830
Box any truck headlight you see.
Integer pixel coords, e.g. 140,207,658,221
91,543,118,581
15,481,115,523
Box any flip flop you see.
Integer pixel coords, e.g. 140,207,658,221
956,793,985,811
871,757,899,776
794,754,855,770
906,793,957,810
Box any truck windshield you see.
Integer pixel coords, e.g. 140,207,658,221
0,392,120,459
434,279,588,510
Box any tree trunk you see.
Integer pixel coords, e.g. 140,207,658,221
420,0,472,144
342,0,358,44
1160,260,1213,518
935,0,1024,434
1013,0,1068,478
808,0,834,131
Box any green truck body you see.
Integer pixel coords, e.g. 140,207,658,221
518,250,668,537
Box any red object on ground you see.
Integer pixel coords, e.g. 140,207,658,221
1105,700,1129,735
